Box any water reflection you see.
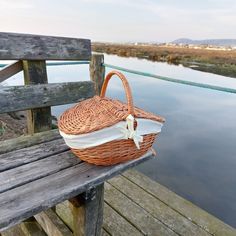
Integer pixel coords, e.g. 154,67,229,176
2,55,236,227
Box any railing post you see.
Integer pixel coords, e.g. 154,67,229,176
89,54,105,95
23,60,52,134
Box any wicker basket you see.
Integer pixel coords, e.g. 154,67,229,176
58,71,165,166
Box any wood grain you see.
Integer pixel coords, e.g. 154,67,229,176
123,170,236,236
103,203,143,236
89,54,105,95
20,221,46,236
0,129,60,155
0,81,94,114
23,60,52,133
0,150,154,231
35,209,73,236
1,225,25,236
0,139,68,171
0,32,91,60
56,201,111,236
108,175,210,236
55,201,74,231
0,151,80,193
70,184,104,236
104,182,178,236
0,61,23,83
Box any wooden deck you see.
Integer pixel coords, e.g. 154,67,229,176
2,169,236,236
103,170,236,236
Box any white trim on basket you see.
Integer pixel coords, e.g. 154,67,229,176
59,117,163,149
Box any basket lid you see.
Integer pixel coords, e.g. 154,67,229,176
58,95,165,135
58,71,165,135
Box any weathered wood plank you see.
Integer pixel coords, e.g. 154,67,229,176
103,203,143,236
104,182,178,236
56,201,111,236
56,201,74,231
101,230,110,236
0,61,23,83
0,32,91,60
0,81,94,114
90,54,105,95
1,225,25,236
20,221,47,236
123,170,236,236
0,225,25,236
0,129,60,155
108,175,210,236
1,220,45,236
56,200,137,236
0,151,80,193
23,60,48,85
69,184,104,236
0,150,154,231
0,139,68,171
23,60,51,133
35,209,73,236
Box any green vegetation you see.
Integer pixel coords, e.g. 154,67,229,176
92,43,236,78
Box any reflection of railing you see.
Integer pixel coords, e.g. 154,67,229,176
1,60,236,94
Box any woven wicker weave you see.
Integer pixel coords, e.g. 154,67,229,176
58,70,165,165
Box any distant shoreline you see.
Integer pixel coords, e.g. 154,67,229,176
92,43,236,78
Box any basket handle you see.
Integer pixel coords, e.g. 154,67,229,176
100,70,134,116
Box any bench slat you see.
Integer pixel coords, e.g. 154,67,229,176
0,129,61,155
0,151,81,193
0,139,68,171
0,150,154,231
0,81,94,113
0,32,91,60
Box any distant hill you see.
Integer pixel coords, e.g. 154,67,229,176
172,38,236,46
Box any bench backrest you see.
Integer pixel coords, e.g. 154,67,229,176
0,32,100,134
0,32,91,60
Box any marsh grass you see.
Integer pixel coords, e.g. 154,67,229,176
92,43,236,78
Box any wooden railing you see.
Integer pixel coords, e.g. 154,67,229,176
0,32,105,134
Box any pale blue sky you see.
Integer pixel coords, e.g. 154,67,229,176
0,0,235,42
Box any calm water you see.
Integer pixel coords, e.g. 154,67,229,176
3,55,236,227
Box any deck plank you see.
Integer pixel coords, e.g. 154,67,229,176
104,182,178,236
123,170,236,236
108,175,211,236
103,203,143,236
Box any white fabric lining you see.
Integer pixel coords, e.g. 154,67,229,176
60,118,163,149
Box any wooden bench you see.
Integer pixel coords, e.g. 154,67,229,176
0,32,154,236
